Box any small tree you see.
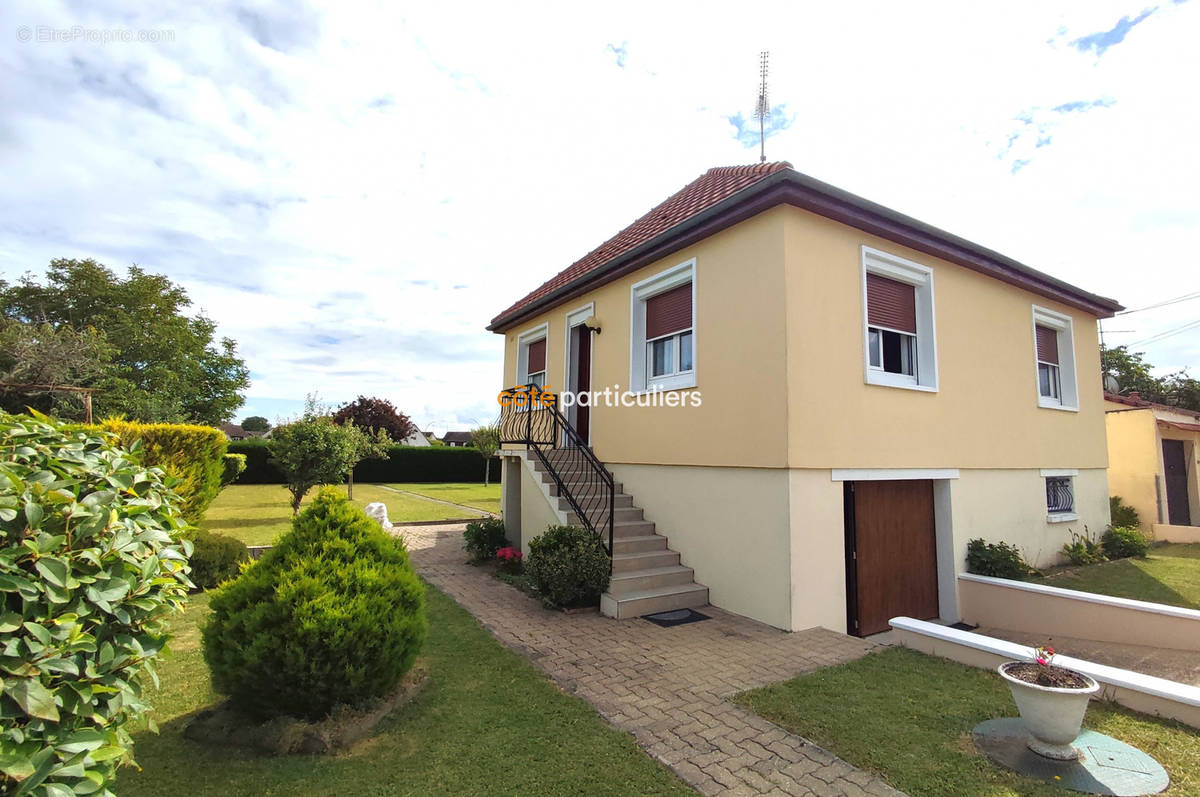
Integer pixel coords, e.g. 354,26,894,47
469,423,500,486
269,396,388,511
332,395,415,442
240,415,270,433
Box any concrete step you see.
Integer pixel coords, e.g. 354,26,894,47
567,506,645,525
601,583,709,620
544,480,623,497
607,564,696,595
612,534,666,555
611,549,679,573
558,494,633,511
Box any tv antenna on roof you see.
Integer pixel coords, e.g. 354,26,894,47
754,51,770,163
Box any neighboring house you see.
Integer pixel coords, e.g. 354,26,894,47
442,431,473,447
489,162,1122,635
398,428,432,447
1104,391,1200,540
219,423,262,441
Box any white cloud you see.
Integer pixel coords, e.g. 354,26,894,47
0,0,1196,430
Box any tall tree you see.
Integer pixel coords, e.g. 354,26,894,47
332,396,415,443
0,259,249,424
0,320,111,419
241,415,271,433
1102,345,1199,411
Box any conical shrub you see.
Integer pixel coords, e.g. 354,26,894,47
202,488,426,720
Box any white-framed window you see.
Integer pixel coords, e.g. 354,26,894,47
861,246,937,391
1041,469,1077,520
1031,306,1078,411
630,259,695,392
516,323,548,390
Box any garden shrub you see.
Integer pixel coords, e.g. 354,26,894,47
189,530,250,590
0,412,191,796
1061,528,1106,566
221,452,247,487
202,489,426,720
1109,495,1140,529
966,538,1037,580
99,419,228,525
1101,526,1149,560
525,524,611,608
463,518,509,562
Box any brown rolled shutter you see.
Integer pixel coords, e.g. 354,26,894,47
1035,325,1059,365
526,339,546,373
645,283,692,339
866,273,916,334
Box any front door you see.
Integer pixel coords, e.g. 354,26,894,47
568,324,591,444
1163,439,1191,525
845,480,939,636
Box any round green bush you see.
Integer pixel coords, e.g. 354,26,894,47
526,524,611,608
188,530,250,590
463,517,509,562
1101,526,1149,560
0,412,192,795
202,488,426,720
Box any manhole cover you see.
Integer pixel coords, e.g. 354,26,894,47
973,718,1168,795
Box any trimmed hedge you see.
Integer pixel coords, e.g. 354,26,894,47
229,440,500,484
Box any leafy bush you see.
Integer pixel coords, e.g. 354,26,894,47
221,452,247,487
230,439,501,484
1110,495,1140,529
202,489,426,720
0,412,191,795
1061,528,1106,566
99,418,228,524
463,518,509,562
526,525,611,608
1102,526,1149,560
966,538,1037,580
189,530,250,590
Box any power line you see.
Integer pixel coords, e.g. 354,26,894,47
1115,291,1200,316
1125,317,1200,348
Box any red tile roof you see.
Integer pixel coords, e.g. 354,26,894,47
490,162,792,329
1105,391,1200,420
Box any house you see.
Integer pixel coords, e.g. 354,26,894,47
1104,391,1200,541
442,431,474,447
398,428,432,447
489,162,1121,635
218,423,265,441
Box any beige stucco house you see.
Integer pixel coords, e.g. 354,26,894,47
489,162,1122,636
1104,391,1200,542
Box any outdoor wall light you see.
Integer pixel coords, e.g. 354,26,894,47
582,316,602,334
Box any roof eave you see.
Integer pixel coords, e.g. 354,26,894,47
488,169,1123,333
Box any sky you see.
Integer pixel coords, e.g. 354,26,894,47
1,0,1197,432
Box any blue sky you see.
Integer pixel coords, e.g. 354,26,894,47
0,0,1196,430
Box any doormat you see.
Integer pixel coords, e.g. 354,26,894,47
949,622,978,631
642,609,710,627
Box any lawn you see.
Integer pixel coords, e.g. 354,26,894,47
386,482,501,513
736,646,1199,797
116,585,691,797
1036,543,1200,610
203,484,493,546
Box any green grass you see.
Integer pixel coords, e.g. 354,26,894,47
386,483,501,513
202,484,490,546
117,585,690,796
736,646,1199,797
1036,543,1200,610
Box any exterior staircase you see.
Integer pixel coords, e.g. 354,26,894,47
530,451,709,619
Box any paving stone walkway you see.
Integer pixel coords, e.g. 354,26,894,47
402,523,904,797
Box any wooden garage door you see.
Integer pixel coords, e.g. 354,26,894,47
848,480,939,636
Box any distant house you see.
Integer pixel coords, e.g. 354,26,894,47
218,423,266,442
442,431,473,447
1105,391,1199,539
398,428,432,447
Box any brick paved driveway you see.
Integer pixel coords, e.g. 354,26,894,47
403,523,903,797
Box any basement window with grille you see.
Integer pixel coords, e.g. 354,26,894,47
1044,473,1077,521
861,247,938,391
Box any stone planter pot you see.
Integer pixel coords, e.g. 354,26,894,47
998,661,1100,760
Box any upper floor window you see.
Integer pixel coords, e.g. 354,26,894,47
631,260,695,392
517,324,548,389
861,247,937,391
1031,306,1078,411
